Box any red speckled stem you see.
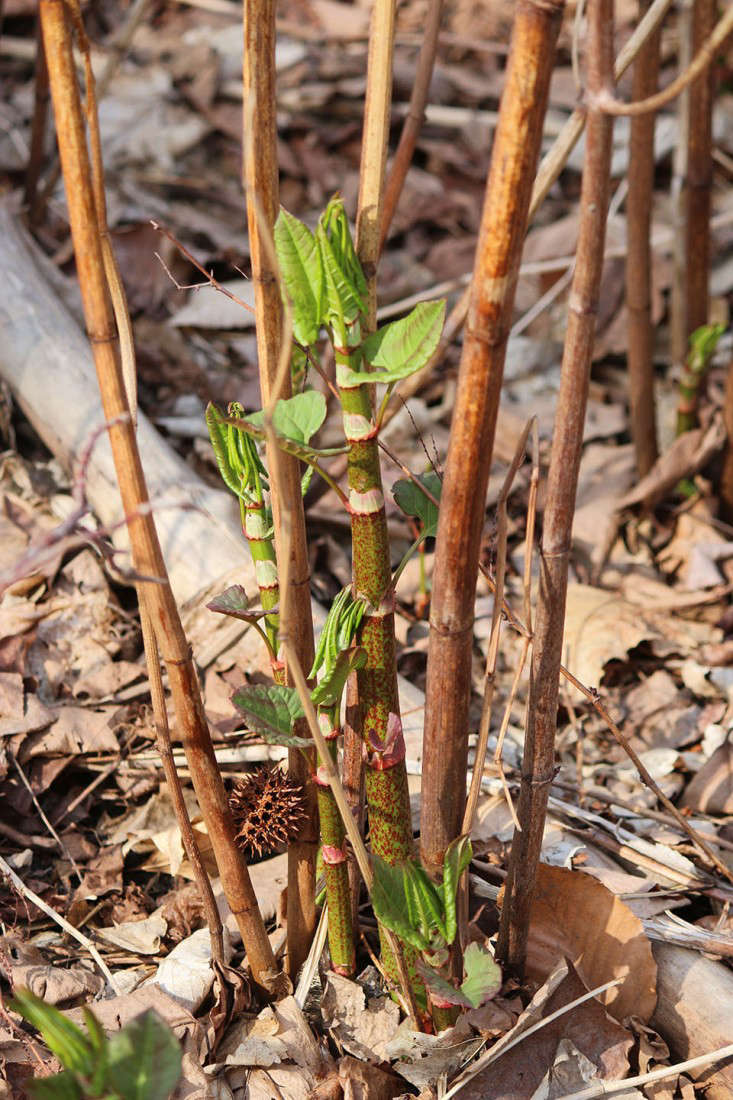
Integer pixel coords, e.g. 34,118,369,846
336,336,423,1002
315,721,356,975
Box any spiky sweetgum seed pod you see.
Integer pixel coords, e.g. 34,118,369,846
229,768,307,858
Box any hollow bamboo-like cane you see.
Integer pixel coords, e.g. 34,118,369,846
243,0,318,978
41,0,282,996
421,0,565,877
497,0,616,976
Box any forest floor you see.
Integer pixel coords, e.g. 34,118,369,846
0,0,733,1096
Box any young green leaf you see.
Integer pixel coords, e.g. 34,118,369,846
318,199,366,325
207,586,276,623
105,1010,181,1100
352,300,446,385
403,860,448,945
310,646,366,708
248,391,327,446
371,854,431,952
460,942,502,1008
205,402,246,499
274,208,323,346
441,835,472,947
10,990,94,1078
27,1072,83,1100
417,959,473,1010
231,684,310,746
392,471,441,538
309,585,350,678
688,322,725,372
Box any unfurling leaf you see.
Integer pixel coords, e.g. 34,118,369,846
207,585,276,623
688,322,725,373
309,587,366,679
371,854,431,952
441,835,472,946
231,684,309,746
403,859,448,944
460,942,502,1008
356,299,446,384
392,471,441,538
206,401,267,502
316,199,366,339
310,646,366,708
274,208,323,346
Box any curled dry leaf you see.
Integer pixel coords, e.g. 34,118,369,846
524,864,657,1024
680,736,733,814
616,416,726,511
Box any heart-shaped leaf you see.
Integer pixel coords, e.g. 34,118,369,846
275,208,323,346
349,300,445,385
106,1010,182,1100
417,959,474,1009
392,471,441,537
248,391,327,446
460,942,502,1008
231,684,309,746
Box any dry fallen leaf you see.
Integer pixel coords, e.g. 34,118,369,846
616,417,726,511
561,583,717,689
458,960,633,1100
524,864,657,1023
321,971,400,1064
680,735,733,814
97,912,168,955
148,926,232,1014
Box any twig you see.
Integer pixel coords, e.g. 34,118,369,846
462,418,535,838
151,221,255,315
9,754,83,885
685,0,716,336
489,419,539,829
551,777,733,853
40,0,281,996
561,667,733,885
552,1043,733,1099
294,904,329,1008
379,0,443,251
142,606,226,965
626,0,661,478
443,974,624,1099
594,4,733,116
0,855,116,990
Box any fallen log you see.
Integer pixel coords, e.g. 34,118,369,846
652,942,733,1099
